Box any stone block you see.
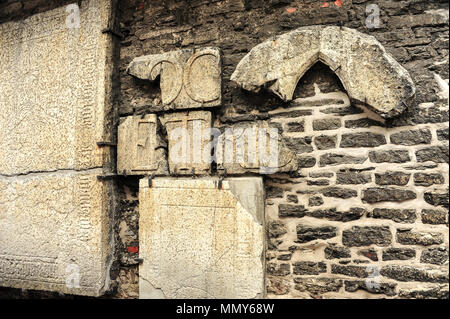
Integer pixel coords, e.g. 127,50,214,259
117,114,168,175
127,47,221,110
138,177,264,299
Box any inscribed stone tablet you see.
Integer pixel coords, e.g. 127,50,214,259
139,178,265,299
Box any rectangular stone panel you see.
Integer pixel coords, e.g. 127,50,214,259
0,0,115,296
139,177,265,299
117,114,168,175
163,111,212,175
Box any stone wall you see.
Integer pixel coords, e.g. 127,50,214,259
1,0,449,299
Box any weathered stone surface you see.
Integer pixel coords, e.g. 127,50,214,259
117,114,168,175
436,128,449,141
331,265,369,278
139,178,264,299
382,248,416,261
424,189,449,208
416,146,449,163
268,220,287,238
0,0,114,296
0,172,113,296
369,150,411,163
286,194,298,203
397,229,444,246
267,263,290,276
127,47,221,110
217,121,297,174
285,121,304,133
358,249,379,262
325,245,351,259
340,132,387,148
375,172,411,186
381,266,448,283
278,204,307,218
342,226,392,247
307,207,364,222
344,281,397,296
337,171,371,185
296,225,338,243
292,262,326,275
368,208,417,223
231,26,415,118
421,209,448,225
308,196,324,207
314,135,337,150
294,278,343,295
267,277,290,295
399,286,449,299
312,119,341,131
322,187,358,199
362,187,416,203
390,129,432,145
320,153,367,166
413,173,445,186
163,111,212,175
420,248,449,265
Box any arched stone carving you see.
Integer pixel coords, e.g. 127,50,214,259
231,26,415,119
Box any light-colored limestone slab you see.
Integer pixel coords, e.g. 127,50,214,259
127,47,221,110
217,121,297,174
117,114,168,175
0,0,115,296
231,26,415,119
139,177,265,299
163,111,212,175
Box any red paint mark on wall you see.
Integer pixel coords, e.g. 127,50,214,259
137,2,144,10
127,246,139,253
335,0,343,7
322,2,329,8
286,7,296,13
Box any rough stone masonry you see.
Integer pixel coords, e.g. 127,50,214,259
0,0,449,299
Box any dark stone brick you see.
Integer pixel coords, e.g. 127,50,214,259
308,196,324,207
369,150,411,163
267,262,290,276
421,209,448,225
285,137,313,154
342,226,392,247
357,248,379,261
271,110,313,119
307,179,330,186
344,280,397,296
313,118,341,131
436,128,449,141
307,207,365,222
267,277,290,295
397,229,444,246
296,225,338,243
368,208,417,223
266,186,284,198
297,156,316,168
285,121,305,133
294,278,343,295
424,189,449,208
309,172,334,178
374,172,411,186
390,129,432,145
320,153,367,166
336,171,372,184
413,173,445,186
277,253,292,261
268,220,287,238
278,204,307,218
344,118,383,128
416,146,449,163
399,286,449,299
420,247,449,265
325,245,351,259
314,135,337,150
381,265,448,283
320,106,363,115
382,248,416,261
340,132,386,148
286,194,298,204
362,187,416,203
293,261,327,275
331,265,369,278
322,187,358,199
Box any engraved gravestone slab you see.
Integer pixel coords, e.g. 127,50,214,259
163,111,212,175
127,47,221,110
117,114,168,175
0,0,115,296
139,178,265,299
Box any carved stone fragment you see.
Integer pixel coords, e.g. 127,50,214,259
127,47,221,110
